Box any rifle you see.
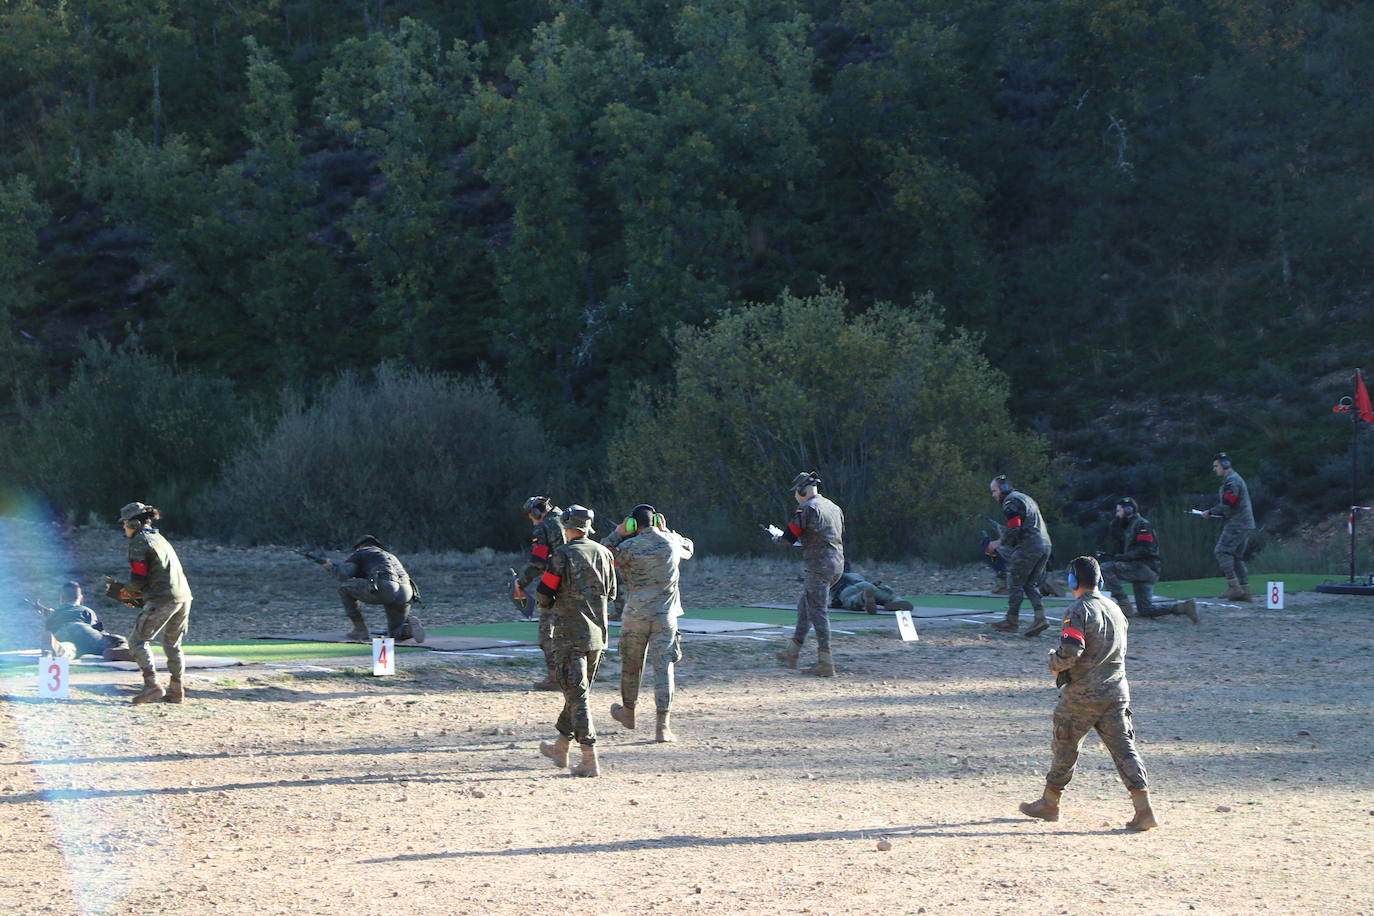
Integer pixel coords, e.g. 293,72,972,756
24,597,51,620
102,576,145,609
509,567,531,619
295,547,331,567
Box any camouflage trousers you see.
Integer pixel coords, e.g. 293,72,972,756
129,598,191,679
1046,695,1148,792
1101,562,1186,619
835,581,897,612
554,647,603,745
339,577,417,639
618,614,681,712
538,610,556,667
1214,526,1253,582
50,621,109,658
997,544,1048,619
793,570,840,650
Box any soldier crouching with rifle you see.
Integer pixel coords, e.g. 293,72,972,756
304,535,425,643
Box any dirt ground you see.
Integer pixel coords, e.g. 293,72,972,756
2,521,1373,915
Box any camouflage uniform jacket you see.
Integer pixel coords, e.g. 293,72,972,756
1208,470,1256,530
536,538,617,651
1049,592,1130,703
829,571,865,605
516,510,566,592
780,494,845,577
1108,515,1161,571
603,527,694,621
1000,490,1051,552
334,546,409,586
44,603,101,634
123,528,193,603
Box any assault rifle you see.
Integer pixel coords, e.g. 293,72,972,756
295,547,331,567
510,567,531,618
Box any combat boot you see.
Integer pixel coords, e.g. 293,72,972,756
886,599,914,612
404,614,426,644
1176,599,1200,624
655,710,677,743
1125,789,1158,831
539,734,570,768
344,614,370,642
803,650,836,678
776,639,802,668
610,702,635,730
131,671,165,705
1113,593,1135,616
862,585,879,615
1232,580,1253,602
532,659,560,691
570,743,600,777
1018,784,1062,821
1216,578,1243,600
163,677,184,704
991,614,1019,632
1023,613,1050,638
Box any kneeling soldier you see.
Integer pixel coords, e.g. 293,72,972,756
1098,497,1198,623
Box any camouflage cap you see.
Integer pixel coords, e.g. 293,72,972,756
118,502,151,522
353,535,385,550
561,504,595,533
787,471,821,493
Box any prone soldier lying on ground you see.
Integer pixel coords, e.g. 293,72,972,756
32,581,133,661
828,569,913,614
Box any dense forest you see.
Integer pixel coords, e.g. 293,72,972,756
2,1,1371,561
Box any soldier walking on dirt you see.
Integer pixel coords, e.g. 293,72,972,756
771,471,845,677
321,536,425,643
1019,555,1157,831
1193,452,1256,601
1098,497,1199,623
602,504,694,743
537,506,617,777
985,476,1053,637
108,502,193,705
514,496,567,690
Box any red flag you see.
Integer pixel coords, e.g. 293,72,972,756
1357,370,1374,423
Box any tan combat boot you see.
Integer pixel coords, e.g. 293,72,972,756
1113,593,1135,616
532,659,560,691
776,639,802,668
539,735,570,768
1216,578,1242,600
164,677,184,704
570,743,600,777
1125,789,1158,831
655,710,677,743
131,671,165,705
1232,580,1253,602
862,585,879,615
991,615,1019,632
610,703,635,729
887,599,914,612
803,650,836,678
1018,784,1062,821
1176,599,1200,624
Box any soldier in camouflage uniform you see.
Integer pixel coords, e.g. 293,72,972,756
514,496,567,690
1019,556,1157,831
602,504,694,742
1098,497,1199,623
536,505,617,777
772,471,845,677
321,535,425,643
828,568,913,614
38,581,131,660
109,502,193,705
1195,452,1256,601
985,476,1053,637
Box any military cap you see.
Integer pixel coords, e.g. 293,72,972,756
353,534,385,550
118,502,152,522
1116,496,1138,515
561,505,595,533
787,471,821,493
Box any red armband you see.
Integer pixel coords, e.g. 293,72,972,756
1135,532,1154,543
1223,492,1239,506
129,561,149,579
1005,515,1023,528
783,520,802,544
530,543,550,560
536,571,562,597
1060,626,1085,646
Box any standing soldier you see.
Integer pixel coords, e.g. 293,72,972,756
514,496,567,690
771,471,845,677
603,504,694,743
1098,497,1199,623
321,536,425,643
107,502,193,705
537,506,617,777
1194,452,1256,601
1019,555,1156,831
985,475,1053,637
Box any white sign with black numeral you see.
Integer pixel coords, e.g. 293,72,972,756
895,610,919,642
372,637,395,676
38,656,70,699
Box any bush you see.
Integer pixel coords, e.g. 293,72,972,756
201,366,551,550
606,287,1053,558
0,338,245,529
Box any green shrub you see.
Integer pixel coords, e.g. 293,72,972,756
607,287,1053,558
201,366,550,550
0,338,245,528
